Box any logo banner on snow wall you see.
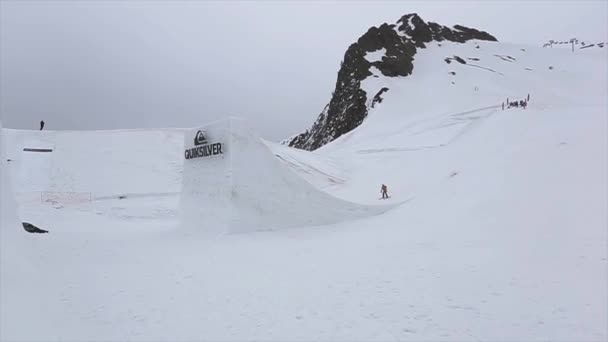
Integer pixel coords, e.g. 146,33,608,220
180,121,232,234
184,129,225,160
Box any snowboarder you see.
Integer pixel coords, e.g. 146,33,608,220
40,120,45,131
527,93,530,102
380,184,389,199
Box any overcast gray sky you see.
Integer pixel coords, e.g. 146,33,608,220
1,0,606,141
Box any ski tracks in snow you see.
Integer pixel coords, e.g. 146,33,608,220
357,105,500,154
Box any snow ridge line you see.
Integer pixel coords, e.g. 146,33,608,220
357,104,501,154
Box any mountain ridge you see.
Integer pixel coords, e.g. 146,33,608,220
286,13,497,151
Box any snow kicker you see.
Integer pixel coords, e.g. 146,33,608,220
179,118,394,235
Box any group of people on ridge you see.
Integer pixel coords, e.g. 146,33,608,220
502,94,530,110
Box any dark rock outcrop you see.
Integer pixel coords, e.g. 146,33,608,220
287,13,497,151
371,87,390,108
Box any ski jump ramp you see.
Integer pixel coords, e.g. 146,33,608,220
180,118,393,234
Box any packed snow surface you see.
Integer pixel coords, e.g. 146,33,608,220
1,41,606,341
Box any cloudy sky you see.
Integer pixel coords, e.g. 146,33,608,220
1,0,606,141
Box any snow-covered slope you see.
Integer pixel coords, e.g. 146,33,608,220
0,39,606,340
322,40,606,154
1,121,54,338
0,120,19,238
4,128,186,198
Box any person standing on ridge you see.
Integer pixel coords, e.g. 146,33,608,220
39,120,45,131
381,184,389,199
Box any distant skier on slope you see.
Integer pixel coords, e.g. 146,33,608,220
380,184,389,199
40,120,45,131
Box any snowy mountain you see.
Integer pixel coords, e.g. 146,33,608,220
287,13,497,150
1,12,607,342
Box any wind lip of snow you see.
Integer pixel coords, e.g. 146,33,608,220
364,48,387,63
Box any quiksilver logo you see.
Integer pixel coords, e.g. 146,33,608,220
185,143,223,159
194,130,208,146
185,130,224,160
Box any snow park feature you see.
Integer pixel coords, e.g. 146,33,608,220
1,12,607,342
0,121,19,242
1,120,50,338
179,118,393,235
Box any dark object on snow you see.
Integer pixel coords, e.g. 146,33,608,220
118,195,127,199
380,184,389,199
453,55,467,64
22,222,49,234
40,121,45,131
23,148,53,153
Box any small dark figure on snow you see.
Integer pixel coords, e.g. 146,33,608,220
502,102,504,110
40,120,45,131
22,222,48,234
381,184,389,199
527,94,530,102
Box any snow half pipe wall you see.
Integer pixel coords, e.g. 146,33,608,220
1,120,45,340
0,120,20,232
179,118,391,234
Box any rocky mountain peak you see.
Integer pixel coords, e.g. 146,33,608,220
286,13,497,151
